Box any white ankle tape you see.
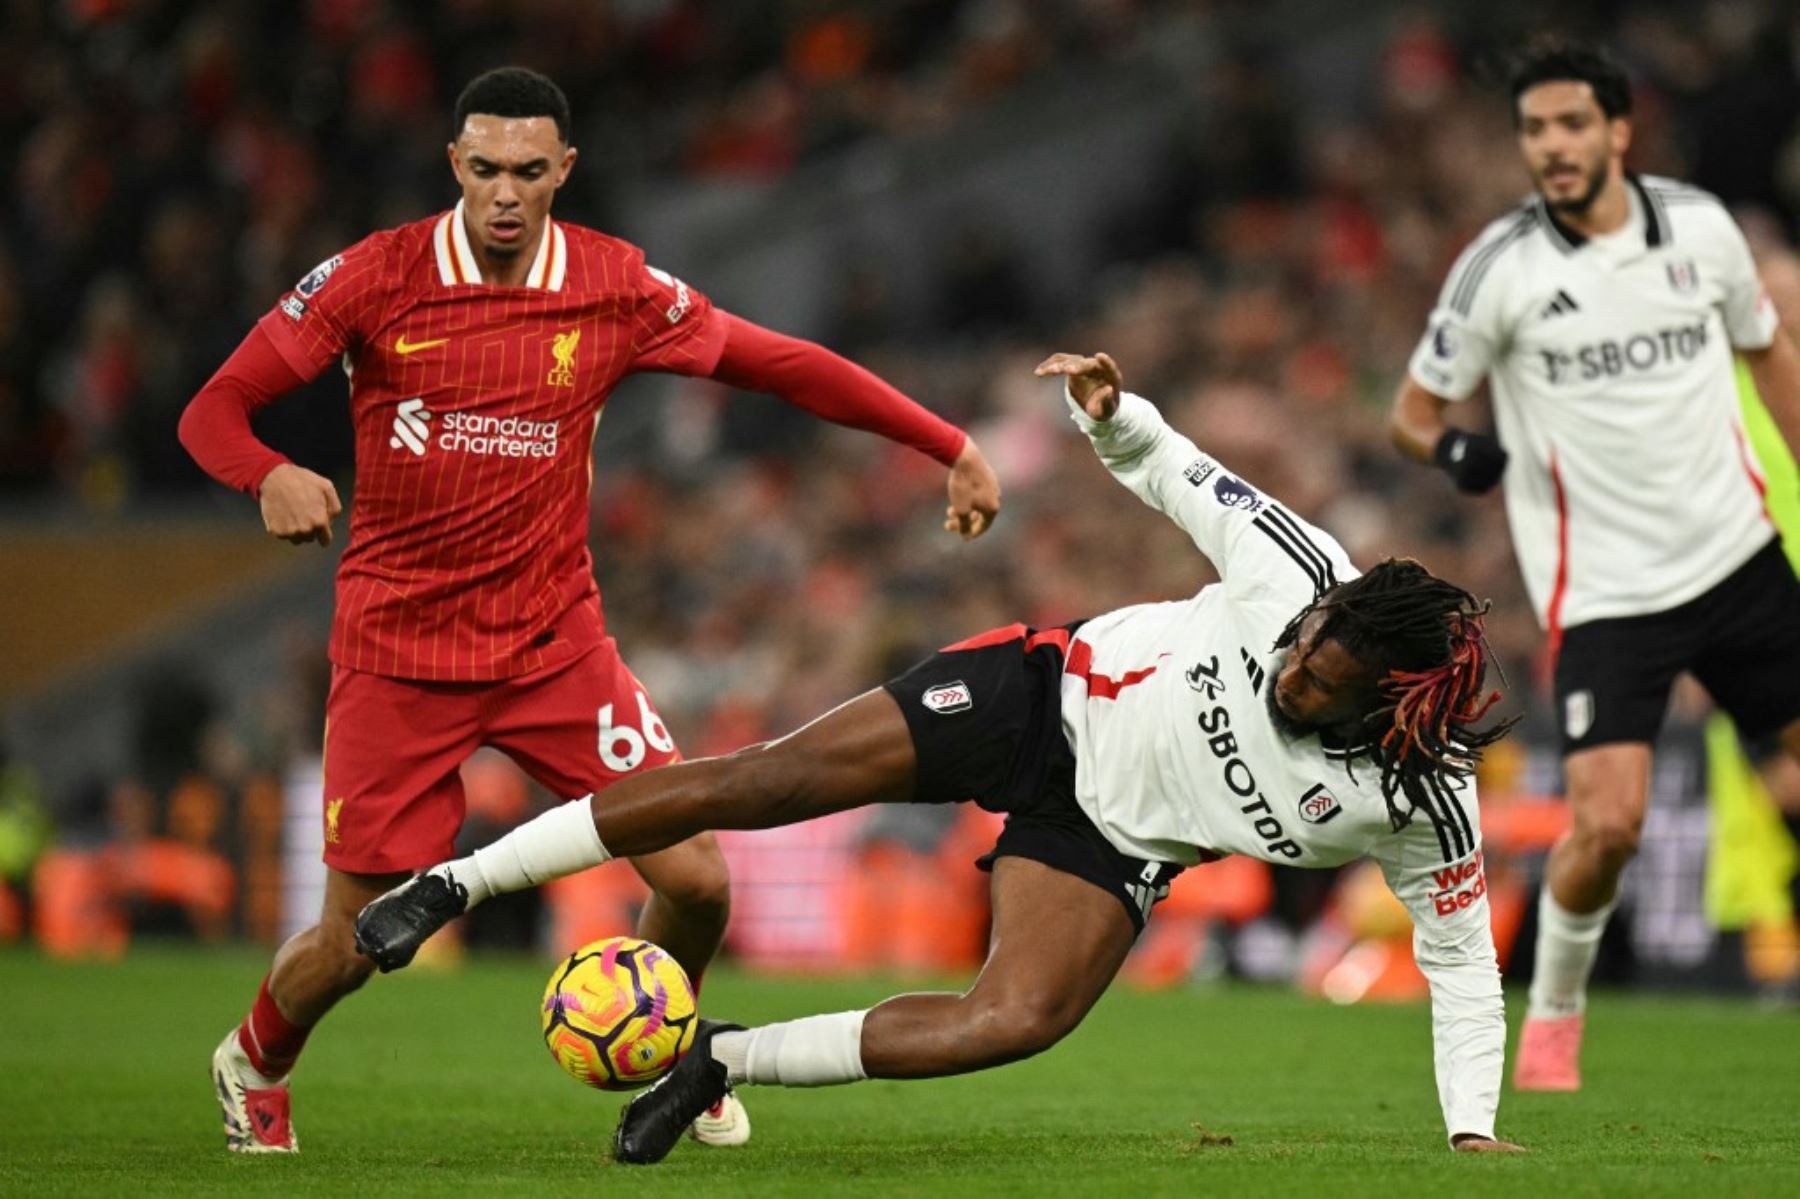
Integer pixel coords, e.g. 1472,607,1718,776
468,795,611,897
740,1010,868,1087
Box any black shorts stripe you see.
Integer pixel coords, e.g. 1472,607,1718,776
1449,210,1537,316
1264,505,1338,589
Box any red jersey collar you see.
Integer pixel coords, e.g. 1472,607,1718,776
434,200,565,290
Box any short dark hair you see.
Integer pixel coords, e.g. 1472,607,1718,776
454,67,571,143
1508,39,1632,123
1275,559,1517,831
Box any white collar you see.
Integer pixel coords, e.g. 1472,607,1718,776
433,200,565,289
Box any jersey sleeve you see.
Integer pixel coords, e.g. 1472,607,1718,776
1406,233,1513,402
626,254,730,376
1709,210,1780,351
255,232,395,382
1368,785,1505,1145
1069,389,1354,611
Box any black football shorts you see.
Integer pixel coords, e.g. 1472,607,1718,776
1554,538,1800,753
882,621,1183,932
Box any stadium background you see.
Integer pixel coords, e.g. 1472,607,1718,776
1,0,1798,1005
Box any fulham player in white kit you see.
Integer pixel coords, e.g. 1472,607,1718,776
1390,42,1800,1091
358,352,1524,1161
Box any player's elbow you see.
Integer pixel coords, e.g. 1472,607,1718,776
176,394,207,460
962,990,1089,1066
1389,377,1452,462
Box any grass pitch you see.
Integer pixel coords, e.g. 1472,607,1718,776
1,945,1796,1196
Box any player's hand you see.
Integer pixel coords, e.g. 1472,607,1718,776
1451,1133,1527,1153
259,463,343,547
945,437,1000,540
1034,352,1123,421
1433,429,1508,494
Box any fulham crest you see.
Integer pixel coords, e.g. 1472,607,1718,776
922,681,973,714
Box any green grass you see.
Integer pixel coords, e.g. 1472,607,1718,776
1,946,1797,1196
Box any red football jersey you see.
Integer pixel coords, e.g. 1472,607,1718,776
257,202,728,682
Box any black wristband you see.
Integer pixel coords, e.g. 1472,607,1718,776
1432,429,1507,494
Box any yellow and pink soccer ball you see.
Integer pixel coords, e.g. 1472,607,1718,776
540,936,698,1090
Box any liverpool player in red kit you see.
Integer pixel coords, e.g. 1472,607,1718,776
179,68,1000,1155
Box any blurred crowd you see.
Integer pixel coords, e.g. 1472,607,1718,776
3,1,1799,985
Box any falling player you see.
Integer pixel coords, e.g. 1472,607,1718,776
358,351,1525,1160
1388,41,1800,1090
179,67,1001,1154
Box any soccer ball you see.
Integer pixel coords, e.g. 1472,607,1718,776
540,936,698,1090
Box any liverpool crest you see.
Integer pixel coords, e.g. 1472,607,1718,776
548,329,581,387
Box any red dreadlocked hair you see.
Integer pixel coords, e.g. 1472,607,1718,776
1274,558,1518,831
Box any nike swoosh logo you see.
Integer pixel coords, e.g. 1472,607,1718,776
394,335,450,355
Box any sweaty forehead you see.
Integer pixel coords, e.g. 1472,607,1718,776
457,114,564,161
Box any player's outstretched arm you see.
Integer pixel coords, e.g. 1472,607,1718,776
179,324,343,547
1372,815,1513,1151
1037,350,1246,567
707,313,999,539
1036,351,1122,421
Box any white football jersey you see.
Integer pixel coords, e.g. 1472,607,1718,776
1408,175,1781,632
1064,391,1502,1141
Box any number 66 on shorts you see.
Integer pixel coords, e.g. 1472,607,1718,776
318,637,683,874
599,692,676,773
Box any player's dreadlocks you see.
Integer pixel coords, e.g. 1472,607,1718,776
1273,558,1517,831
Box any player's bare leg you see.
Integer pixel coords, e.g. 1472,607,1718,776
1517,742,1651,1091
858,857,1136,1076
614,855,1136,1163
355,689,917,970
353,689,919,1148
627,833,737,1143
213,867,405,1152
628,835,730,987
592,689,919,855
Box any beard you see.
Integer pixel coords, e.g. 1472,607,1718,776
1540,157,1608,217
1266,679,1315,740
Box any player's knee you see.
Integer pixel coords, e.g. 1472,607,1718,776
652,849,732,920
965,991,1083,1065
1573,805,1642,867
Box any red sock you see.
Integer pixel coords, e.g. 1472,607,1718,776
235,976,313,1080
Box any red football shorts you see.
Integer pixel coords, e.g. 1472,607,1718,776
319,637,680,874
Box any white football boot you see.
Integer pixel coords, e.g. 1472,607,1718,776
688,1090,751,1147
211,1030,298,1153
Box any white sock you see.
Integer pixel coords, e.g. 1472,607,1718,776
710,1011,868,1088
1527,888,1617,1018
430,795,611,907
